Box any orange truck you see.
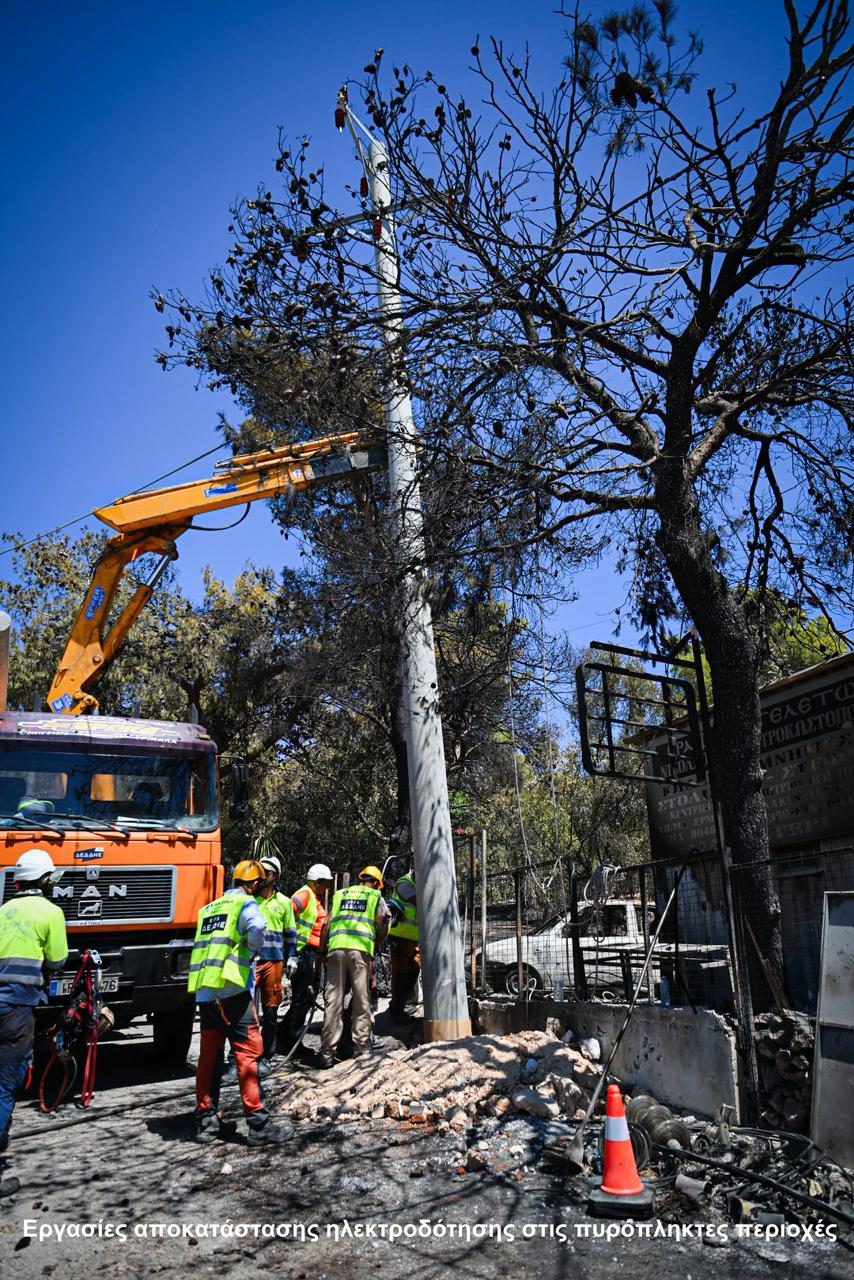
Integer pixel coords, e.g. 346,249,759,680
0,433,384,1058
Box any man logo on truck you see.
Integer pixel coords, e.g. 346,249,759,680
51,883,128,902
78,886,103,918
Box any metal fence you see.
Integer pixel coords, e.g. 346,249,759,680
455,839,854,1019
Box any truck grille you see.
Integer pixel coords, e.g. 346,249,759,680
1,866,176,926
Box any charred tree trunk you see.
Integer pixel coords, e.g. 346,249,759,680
657,368,784,995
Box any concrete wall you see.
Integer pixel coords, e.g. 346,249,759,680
471,997,742,1120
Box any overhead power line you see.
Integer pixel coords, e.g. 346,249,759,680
1,442,229,559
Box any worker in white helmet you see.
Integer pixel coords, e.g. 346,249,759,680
280,863,333,1052
254,855,298,1073
0,849,68,1195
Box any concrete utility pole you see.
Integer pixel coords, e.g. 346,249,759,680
0,612,10,712
337,93,471,1040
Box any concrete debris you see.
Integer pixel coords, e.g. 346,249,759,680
445,1105,470,1130
551,1075,584,1114
271,1031,602,1127
578,1036,601,1061
510,1086,559,1119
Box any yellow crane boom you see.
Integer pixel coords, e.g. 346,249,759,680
47,432,385,714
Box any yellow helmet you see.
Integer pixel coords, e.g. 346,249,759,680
359,864,384,888
233,859,265,885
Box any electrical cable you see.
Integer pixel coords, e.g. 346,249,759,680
0,442,230,558
191,504,252,532
0,512,98,559
125,442,228,495
651,1141,854,1227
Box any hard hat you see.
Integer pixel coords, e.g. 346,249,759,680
359,864,384,889
232,859,266,885
307,863,333,882
260,855,281,877
14,848,62,884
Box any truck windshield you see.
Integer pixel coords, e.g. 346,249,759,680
0,746,218,832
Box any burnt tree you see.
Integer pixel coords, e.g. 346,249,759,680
159,0,854,985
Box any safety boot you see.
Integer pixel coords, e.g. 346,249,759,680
194,1111,237,1143
246,1115,295,1147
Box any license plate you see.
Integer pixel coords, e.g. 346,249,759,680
50,975,120,996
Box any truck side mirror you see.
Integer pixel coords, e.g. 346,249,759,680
227,758,249,820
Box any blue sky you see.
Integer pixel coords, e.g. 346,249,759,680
2,0,793,646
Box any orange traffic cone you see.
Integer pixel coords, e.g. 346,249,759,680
588,1085,655,1219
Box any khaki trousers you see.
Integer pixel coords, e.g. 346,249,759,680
321,948,372,1058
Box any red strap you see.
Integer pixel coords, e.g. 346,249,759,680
79,1027,100,1109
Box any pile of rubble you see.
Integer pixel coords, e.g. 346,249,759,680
754,1010,814,1133
266,1019,852,1237
271,1028,603,1128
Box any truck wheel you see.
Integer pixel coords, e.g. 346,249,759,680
504,965,542,998
152,1007,196,1064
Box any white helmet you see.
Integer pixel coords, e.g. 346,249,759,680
307,863,333,882
14,848,63,884
260,855,281,877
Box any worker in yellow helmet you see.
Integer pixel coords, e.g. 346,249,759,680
187,859,292,1145
318,866,389,1069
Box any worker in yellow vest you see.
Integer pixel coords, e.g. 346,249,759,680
254,855,298,1073
318,866,389,1069
280,863,332,1051
388,870,420,1021
187,859,293,1145
0,849,68,1196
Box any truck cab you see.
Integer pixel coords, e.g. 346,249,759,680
0,711,224,1059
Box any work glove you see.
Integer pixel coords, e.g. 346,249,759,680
285,956,299,979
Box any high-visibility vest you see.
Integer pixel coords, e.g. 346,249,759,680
187,892,251,994
256,891,297,962
0,891,68,1006
389,874,419,942
327,885,382,957
293,885,325,950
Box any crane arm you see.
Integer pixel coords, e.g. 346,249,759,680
47,432,385,714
